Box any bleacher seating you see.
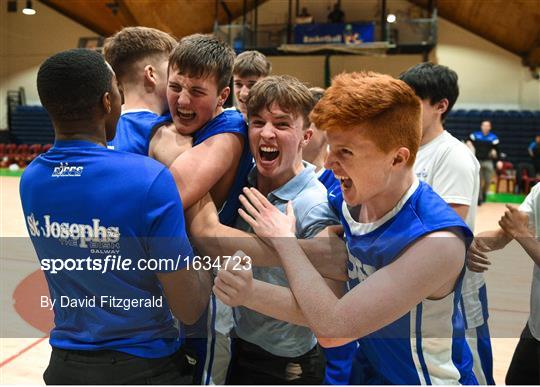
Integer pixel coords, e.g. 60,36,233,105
9,105,55,145
445,109,540,167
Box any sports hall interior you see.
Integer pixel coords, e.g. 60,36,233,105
1,0,539,384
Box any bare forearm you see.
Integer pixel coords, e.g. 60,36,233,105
515,235,540,266
271,238,341,338
244,279,309,326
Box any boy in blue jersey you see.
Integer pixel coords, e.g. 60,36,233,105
214,72,478,385
147,34,252,384
150,34,251,224
103,27,182,155
303,86,356,385
20,49,212,384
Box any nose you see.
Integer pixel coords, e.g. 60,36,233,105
324,150,336,170
240,85,250,100
260,122,276,140
176,90,190,106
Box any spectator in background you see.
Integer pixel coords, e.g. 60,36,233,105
327,1,345,23
467,120,499,204
517,135,540,193
528,135,540,174
296,7,313,24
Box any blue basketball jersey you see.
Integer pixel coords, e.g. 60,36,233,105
20,140,193,358
192,109,253,226
107,110,170,155
317,168,340,192
331,180,477,385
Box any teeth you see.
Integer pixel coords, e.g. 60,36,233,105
178,109,194,115
334,174,349,180
260,146,278,152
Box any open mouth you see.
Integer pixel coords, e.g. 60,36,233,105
334,173,352,190
259,146,279,162
176,108,196,121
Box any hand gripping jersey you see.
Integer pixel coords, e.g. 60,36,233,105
20,140,193,359
330,180,477,385
107,110,171,155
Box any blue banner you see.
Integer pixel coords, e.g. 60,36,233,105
294,23,375,45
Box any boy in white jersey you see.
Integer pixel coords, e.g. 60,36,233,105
214,72,477,384
400,62,493,384
468,185,540,384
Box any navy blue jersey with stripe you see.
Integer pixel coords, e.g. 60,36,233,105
331,181,477,385
20,140,193,358
192,109,253,225
107,110,170,155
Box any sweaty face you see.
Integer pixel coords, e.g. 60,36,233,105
325,129,395,207
233,74,262,116
249,103,311,189
104,72,123,142
167,67,227,135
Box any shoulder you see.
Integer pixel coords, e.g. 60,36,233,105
293,176,339,233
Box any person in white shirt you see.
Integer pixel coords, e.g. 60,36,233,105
400,62,493,385
468,183,540,385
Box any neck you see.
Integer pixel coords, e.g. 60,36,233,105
421,121,444,146
122,85,165,115
303,146,327,171
359,169,415,223
256,161,305,196
54,120,107,147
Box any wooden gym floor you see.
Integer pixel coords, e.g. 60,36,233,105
0,175,533,384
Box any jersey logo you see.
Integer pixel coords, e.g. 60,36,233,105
52,162,83,177
26,213,120,248
347,248,376,282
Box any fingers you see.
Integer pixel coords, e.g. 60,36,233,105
242,187,266,211
250,188,271,208
467,260,488,273
238,208,257,229
286,201,294,217
505,204,518,212
467,252,491,266
239,194,259,218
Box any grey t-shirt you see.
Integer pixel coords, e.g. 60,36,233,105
518,183,540,340
233,162,339,357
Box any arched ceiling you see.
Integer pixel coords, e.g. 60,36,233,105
411,0,540,67
39,0,540,67
39,0,267,38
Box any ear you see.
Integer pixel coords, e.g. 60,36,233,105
144,64,157,86
217,86,230,107
392,147,410,167
102,92,112,114
302,125,314,146
437,98,449,115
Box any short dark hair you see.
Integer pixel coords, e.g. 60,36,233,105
168,34,235,92
37,49,112,122
399,62,459,120
247,75,315,129
103,26,177,83
233,50,271,78
309,87,325,103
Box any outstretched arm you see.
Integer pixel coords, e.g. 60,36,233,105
238,187,465,347
185,193,348,281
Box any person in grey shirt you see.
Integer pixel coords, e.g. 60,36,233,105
186,75,342,384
